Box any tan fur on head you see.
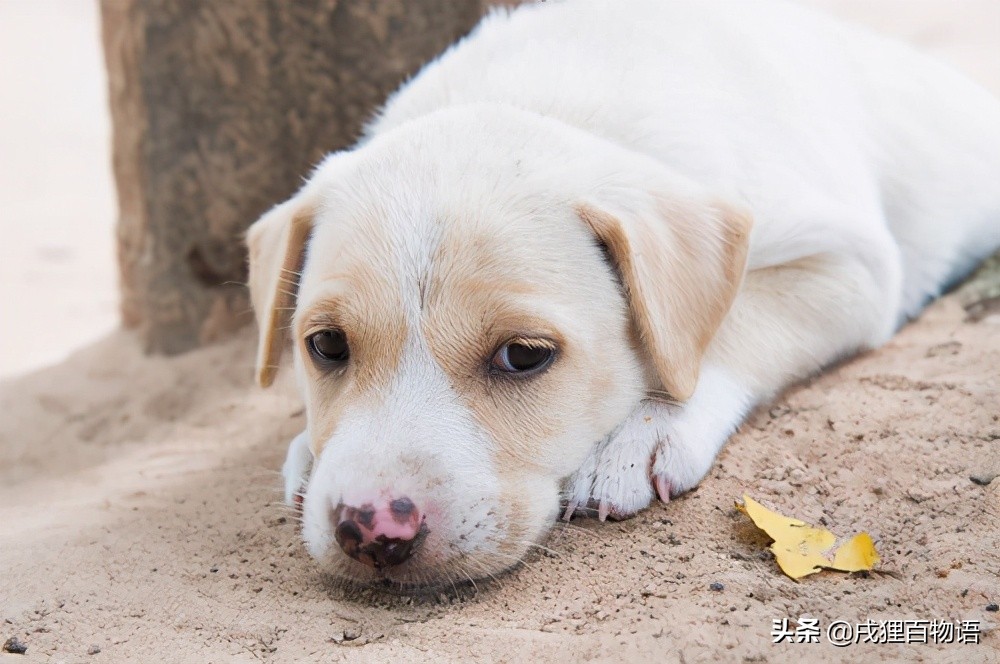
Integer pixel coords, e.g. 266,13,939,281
246,195,317,388
577,198,752,400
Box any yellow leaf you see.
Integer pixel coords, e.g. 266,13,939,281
831,532,881,571
769,541,830,579
736,495,880,580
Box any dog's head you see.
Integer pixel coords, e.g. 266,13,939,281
247,106,750,588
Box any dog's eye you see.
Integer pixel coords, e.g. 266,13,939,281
491,341,554,375
307,329,350,364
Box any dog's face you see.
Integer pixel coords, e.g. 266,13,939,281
247,107,750,587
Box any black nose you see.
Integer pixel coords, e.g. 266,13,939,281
333,524,418,569
390,497,417,519
331,499,427,569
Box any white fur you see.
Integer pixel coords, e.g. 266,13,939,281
281,430,312,506
256,0,1000,585
299,333,507,580
565,364,752,518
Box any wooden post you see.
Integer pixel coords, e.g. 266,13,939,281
101,0,507,354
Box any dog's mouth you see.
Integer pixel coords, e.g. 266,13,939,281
291,448,553,591
309,516,538,593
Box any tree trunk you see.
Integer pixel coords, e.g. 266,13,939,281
101,0,509,354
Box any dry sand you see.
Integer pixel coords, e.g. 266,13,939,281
0,0,117,380
2,2,1000,662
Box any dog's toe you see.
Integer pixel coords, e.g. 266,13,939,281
562,403,670,520
649,423,719,498
653,474,672,503
591,456,655,520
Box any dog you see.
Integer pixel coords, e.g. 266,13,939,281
246,0,1000,587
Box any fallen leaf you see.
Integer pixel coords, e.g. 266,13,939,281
831,533,880,571
736,495,880,579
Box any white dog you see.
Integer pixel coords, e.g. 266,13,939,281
247,0,1000,587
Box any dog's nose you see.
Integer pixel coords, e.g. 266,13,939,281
332,496,426,569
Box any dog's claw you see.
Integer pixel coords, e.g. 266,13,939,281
655,475,672,503
598,500,610,522
562,500,579,522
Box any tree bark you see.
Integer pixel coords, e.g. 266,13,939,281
101,0,509,354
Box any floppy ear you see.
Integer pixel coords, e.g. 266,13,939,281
577,194,751,401
246,194,317,387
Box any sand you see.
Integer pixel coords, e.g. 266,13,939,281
0,0,117,380
2,2,999,662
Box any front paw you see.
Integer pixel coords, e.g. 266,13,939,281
563,401,673,521
562,390,740,521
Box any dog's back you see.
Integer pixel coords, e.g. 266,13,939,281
372,0,1000,317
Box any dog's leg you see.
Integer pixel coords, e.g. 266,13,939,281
282,431,312,507
565,245,902,520
563,367,750,520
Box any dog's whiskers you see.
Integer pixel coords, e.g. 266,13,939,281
517,540,559,557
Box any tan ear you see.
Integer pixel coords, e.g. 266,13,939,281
578,196,751,400
246,195,317,387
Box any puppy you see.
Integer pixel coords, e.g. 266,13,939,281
247,0,1000,587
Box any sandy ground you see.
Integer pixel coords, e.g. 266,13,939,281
0,0,117,380
2,1,1000,662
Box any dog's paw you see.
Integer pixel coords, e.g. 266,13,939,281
563,400,671,521
563,370,749,521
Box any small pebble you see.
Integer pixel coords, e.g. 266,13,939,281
970,472,997,487
88,644,101,655
2,636,27,654
987,603,999,613
709,582,725,592
331,626,363,644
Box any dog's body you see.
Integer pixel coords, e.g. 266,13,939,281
248,0,1000,587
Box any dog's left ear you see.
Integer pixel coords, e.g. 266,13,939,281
246,192,317,388
577,192,751,401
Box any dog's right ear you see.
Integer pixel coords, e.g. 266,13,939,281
246,193,317,387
